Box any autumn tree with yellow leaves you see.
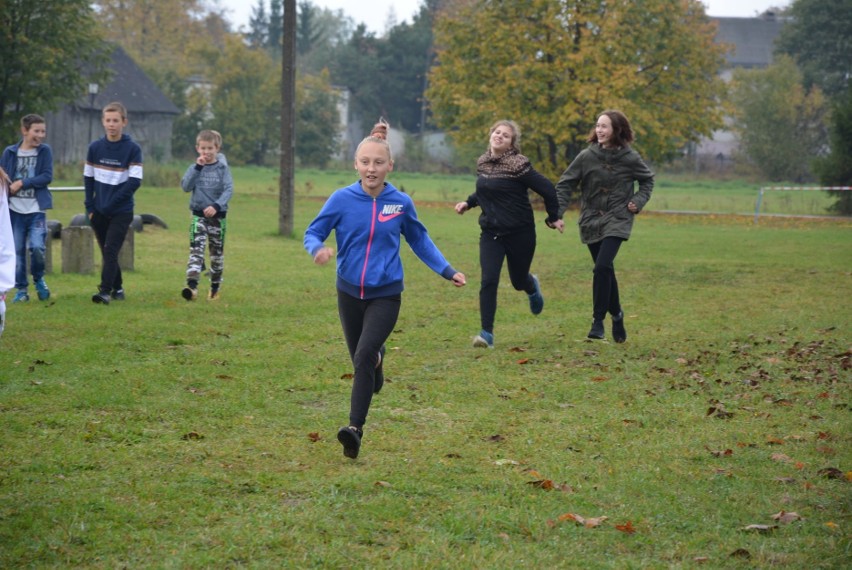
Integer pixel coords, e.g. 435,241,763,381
427,0,729,178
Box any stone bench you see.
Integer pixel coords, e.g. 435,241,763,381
61,225,135,274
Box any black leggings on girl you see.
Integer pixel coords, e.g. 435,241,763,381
337,290,401,427
587,237,625,320
479,227,537,333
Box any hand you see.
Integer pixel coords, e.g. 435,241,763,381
203,206,217,218
451,272,466,287
313,246,334,265
627,201,639,214
9,180,22,194
546,219,565,233
454,202,469,214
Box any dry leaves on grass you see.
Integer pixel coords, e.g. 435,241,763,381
741,524,778,533
771,511,804,524
556,513,609,528
307,432,321,442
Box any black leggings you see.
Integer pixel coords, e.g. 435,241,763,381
479,227,537,333
337,290,401,427
587,237,625,320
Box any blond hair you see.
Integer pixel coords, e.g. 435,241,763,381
355,118,392,161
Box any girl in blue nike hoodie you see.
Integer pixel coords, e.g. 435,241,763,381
304,120,466,459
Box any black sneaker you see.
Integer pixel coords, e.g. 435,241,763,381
374,345,386,394
181,287,197,301
612,311,627,343
92,291,111,305
587,319,604,339
110,289,125,301
337,426,363,459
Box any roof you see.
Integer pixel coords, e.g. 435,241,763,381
83,45,180,115
713,15,788,69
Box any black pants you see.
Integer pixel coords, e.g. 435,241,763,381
479,228,537,333
90,211,133,293
587,237,625,320
337,290,401,428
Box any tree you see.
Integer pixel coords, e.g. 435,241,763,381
296,0,324,55
268,0,283,55
775,0,852,99
0,0,107,139
426,0,728,179
379,3,436,133
248,0,269,49
813,88,852,213
730,55,828,182
95,0,225,75
328,25,383,133
208,36,280,165
295,71,341,167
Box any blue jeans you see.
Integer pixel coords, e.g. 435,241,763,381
10,211,47,290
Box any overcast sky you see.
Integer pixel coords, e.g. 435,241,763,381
217,0,791,34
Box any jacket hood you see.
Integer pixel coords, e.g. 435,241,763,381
589,143,632,161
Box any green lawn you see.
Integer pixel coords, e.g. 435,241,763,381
1,172,849,568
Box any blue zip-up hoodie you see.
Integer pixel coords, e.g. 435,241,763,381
304,181,458,299
83,134,143,216
0,141,54,210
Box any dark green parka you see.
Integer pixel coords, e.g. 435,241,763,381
555,144,654,244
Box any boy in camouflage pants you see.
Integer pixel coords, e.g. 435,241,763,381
180,130,233,301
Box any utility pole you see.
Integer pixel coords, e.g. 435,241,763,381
279,0,296,236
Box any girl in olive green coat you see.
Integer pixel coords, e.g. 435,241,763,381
555,110,654,342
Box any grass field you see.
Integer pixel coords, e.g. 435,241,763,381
1,170,850,568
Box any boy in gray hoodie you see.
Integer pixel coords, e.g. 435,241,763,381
180,130,233,301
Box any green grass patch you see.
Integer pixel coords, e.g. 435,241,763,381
2,171,850,568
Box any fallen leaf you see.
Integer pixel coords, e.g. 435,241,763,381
307,432,321,442
615,521,636,534
340,373,353,380
771,511,803,524
181,431,203,441
517,358,530,365
445,453,462,459
825,521,838,529
741,524,777,533
766,437,785,445
374,481,392,487
509,347,526,353
582,516,608,528
774,477,797,484
497,532,510,541
693,556,709,563
494,459,518,466
707,405,734,419
706,446,733,457
487,434,505,443
817,467,844,479
558,513,608,527
771,453,792,463
527,479,554,490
